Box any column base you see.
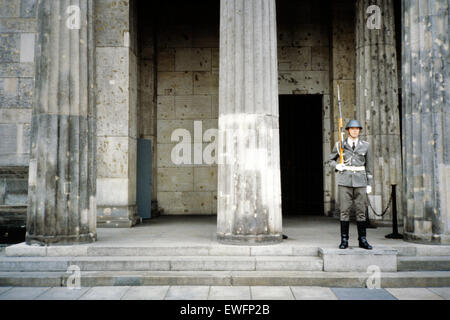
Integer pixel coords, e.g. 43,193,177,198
217,233,283,245
25,232,97,246
97,205,138,228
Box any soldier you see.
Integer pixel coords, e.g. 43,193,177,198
329,120,373,250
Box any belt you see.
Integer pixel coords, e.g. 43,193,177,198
343,165,365,172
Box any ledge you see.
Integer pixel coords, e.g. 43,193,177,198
319,247,398,272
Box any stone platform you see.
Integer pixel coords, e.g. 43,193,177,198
1,216,449,287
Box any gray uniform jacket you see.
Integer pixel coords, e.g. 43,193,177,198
329,139,373,187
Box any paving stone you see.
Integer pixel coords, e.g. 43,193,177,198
250,286,294,300
121,286,169,300
165,285,210,300
208,286,251,300
428,287,450,300
0,287,12,295
78,286,130,300
0,287,50,300
385,288,444,300
35,287,90,300
290,286,338,300
331,288,397,300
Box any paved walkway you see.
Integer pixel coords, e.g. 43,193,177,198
0,286,448,300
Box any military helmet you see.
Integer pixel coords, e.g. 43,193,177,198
345,119,363,130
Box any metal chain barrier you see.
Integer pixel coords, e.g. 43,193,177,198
366,190,393,217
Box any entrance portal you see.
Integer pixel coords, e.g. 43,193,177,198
279,95,324,216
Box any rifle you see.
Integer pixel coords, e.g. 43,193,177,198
337,85,344,164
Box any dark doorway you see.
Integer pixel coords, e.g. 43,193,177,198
279,95,324,215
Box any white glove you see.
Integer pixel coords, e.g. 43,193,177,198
336,163,345,172
366,186,372,194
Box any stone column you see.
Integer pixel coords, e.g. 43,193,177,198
402,0,449,244
26,0,97,245
355,0,402,224
217,0,282,244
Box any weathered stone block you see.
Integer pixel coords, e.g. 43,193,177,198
0,62,33,77
95,0,130,47
0,18,37,33
157,119,194,143
158,25,193,48
175,95,212,119
157,48,175,72
0,0,20,17
0,108,31,123
332,51,355,80
277,25,293,47
278,47,311,71
0,33,20,62
193,166,217,191
20,0,37,18
157,71,193,96
0,124,17,154
157,167,193,191
18,77,32,107
19,33,34,62
211,48,219,70
319,247,398,272
157,143,185,168
278,71,329,94
97,136,132,178
157,191,212,214
0,78,18,106
157,96,175,119
175,48,211,71
96,178,132,206
312,46,329,71
96,47,130,136
193,71,218,95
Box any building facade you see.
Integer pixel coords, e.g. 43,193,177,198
0,0,448,244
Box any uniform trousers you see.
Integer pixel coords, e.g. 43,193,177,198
339,185,367,222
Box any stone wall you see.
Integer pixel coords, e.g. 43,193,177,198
148,0,335,215
153,1,220,215
95,0,139,227
0,0,37,209
0,0,363,220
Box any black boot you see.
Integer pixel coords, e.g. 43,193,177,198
357,221,373,250
339,221,349,249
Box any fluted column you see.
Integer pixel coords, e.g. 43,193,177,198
26,0,97,245
402,0,449,244
355,0,402,224
217,0,282,244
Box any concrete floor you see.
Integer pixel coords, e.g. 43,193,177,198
0,285,448,300
91,215,421,249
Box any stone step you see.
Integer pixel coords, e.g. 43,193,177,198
319,247,398,272
398,256,450,271
0,256,323,272
5,243,320,257
393,246,450,257
0,270,449,288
